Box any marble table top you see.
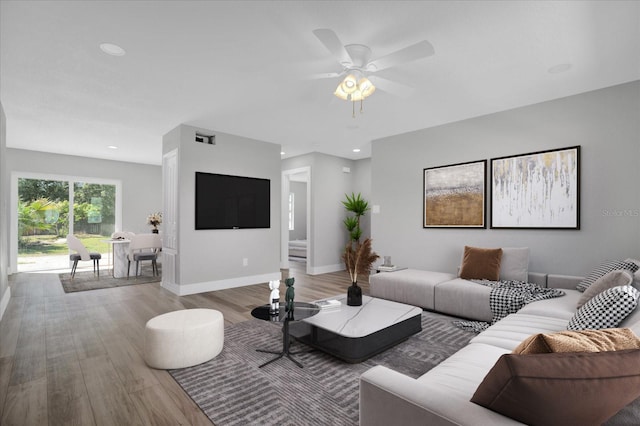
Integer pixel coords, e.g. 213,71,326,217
303,295,422,338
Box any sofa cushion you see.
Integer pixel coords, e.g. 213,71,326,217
471,349,640,426
577,269,634,308
513,328,640,354
369,269,455,310
517,289,580,320
576,259,639,292
499,247,529,282
470,313,569,351
433,278,493,322
567,285,639,331
460,246,503,281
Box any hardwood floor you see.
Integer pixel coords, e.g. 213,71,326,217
0,262,368,425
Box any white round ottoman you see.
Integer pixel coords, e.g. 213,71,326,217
144,308,224,369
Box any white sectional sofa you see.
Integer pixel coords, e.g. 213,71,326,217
361,268,640,425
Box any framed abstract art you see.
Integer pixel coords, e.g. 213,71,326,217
490,146,580,229
423,160,487,228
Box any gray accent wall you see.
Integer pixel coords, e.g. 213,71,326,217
0,103,8,320
371,81,640,277
162,125,281,292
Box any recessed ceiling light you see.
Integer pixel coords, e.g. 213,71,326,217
280,151,285,155
547,63,572,74
100,43,126,56
352,148,361,153
107,145,118,149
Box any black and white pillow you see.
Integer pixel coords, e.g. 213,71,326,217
576,260,640,292
567,285,640,331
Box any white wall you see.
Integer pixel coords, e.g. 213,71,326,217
163,124,281,294
0,103,9,321
371,81,640,277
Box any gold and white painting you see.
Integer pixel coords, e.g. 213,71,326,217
424,160,486,228
491,146,580,229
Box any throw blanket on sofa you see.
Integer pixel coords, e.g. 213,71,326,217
454,279,565,333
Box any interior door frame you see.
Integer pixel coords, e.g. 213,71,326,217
281,166,311,274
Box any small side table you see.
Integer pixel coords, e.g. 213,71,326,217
251,302,319,368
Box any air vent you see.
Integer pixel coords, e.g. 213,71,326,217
195,133,215,145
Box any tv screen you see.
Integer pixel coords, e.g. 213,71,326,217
195,172,270,230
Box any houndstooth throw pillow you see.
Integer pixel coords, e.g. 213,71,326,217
567,286,640,331
576,260,640,292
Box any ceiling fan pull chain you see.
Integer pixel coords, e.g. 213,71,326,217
360,99,364,114
352,100,356,118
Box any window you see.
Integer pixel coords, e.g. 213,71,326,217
288,192,295,231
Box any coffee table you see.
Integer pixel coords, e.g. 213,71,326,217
251,302,320,368
289,295,422,363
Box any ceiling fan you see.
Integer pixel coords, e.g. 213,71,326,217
311,28,435,114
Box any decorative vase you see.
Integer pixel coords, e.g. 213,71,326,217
347,282,362,306
152,228,159,234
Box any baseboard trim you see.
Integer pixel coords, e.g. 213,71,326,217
0,286,11,322
308,263,345,275
162,272,282,296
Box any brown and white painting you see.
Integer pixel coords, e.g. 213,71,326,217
423,160,486,228
491,146,580,229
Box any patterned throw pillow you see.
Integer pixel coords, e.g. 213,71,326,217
576,260,640,292
568,286,640,331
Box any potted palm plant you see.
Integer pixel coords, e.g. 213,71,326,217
341,193,378,306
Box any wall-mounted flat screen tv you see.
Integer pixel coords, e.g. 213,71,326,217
195,172,270,230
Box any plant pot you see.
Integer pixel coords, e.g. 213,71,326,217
347,282,362,306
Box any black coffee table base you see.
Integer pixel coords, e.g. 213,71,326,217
251,303,320,368
255,319,312,368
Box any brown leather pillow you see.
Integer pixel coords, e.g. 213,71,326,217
513,328,640,354
577,269,634,308
459,246,502,280
471,350,640,426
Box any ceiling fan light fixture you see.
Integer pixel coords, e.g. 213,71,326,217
358,77,375,97
334,84,349,100
341,74,358,94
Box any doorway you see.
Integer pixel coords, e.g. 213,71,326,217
282,167,311,274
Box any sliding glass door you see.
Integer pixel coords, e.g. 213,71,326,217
17,177,117,272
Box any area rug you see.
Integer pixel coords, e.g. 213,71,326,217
59,265,161,293
169,310,474,426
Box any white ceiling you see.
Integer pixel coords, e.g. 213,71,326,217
1,1,639,166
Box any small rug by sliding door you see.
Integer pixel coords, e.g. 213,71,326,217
59,264,161,293
169,310,473,426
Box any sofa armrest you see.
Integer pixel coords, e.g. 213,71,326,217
359,366,523,426
547,274,584,289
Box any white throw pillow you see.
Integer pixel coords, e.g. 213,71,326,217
499,247,530,282
567,285,640,331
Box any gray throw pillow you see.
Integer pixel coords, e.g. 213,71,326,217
577,270,634,308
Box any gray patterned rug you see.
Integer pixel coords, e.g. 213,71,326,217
169,310,474,426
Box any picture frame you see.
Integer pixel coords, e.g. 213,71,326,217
490,146,580,229
423,160,487,228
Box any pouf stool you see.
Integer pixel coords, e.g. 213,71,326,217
144,308,224,369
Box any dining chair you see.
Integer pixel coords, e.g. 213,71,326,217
67,234,102,279
127,233,162,278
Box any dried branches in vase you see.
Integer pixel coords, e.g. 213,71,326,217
342,237,379,306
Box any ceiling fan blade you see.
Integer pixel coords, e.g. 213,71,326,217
367,40,435,72
368,76,415,98
305,71,344,80
313,28,353,66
